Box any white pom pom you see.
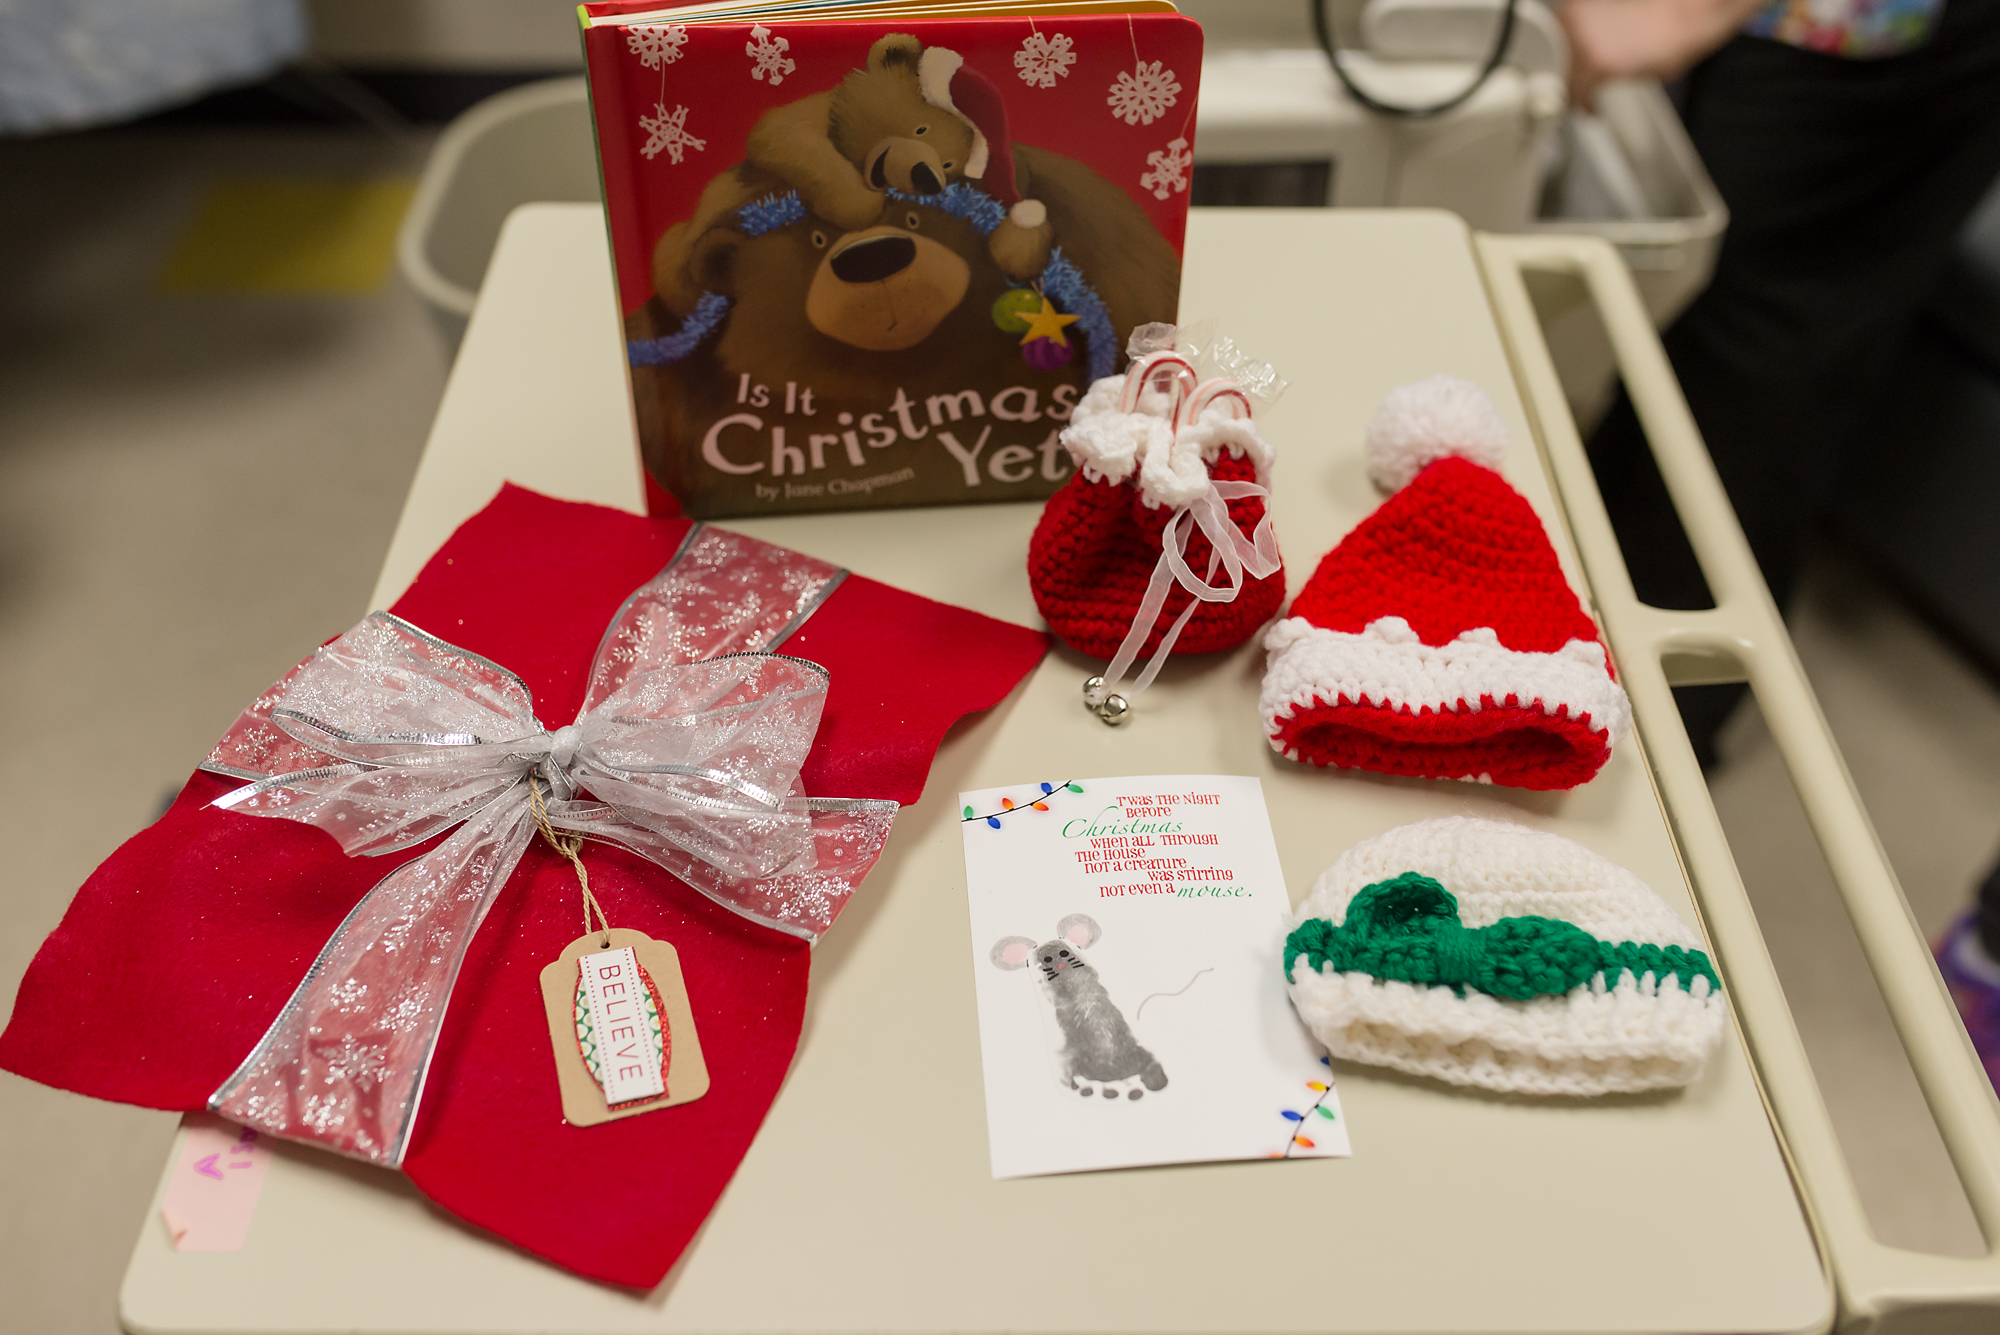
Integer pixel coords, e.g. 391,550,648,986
1010,199,1047,229
1364,375,1508,492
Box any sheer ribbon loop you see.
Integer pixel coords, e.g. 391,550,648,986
213,622,827,881
1081,360,1282,715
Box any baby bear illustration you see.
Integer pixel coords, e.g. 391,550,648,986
990,913,1168,1100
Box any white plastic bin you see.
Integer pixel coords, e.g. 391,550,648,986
396,77,600,352
1534,78,1727,324
1528,79,1729,426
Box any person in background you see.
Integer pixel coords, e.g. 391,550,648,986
1940,863,2000,1090
1558,0,2000,1077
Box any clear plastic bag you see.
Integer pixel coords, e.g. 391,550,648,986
1125,319,1288,413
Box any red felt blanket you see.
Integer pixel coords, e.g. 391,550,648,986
0,484,1047,1287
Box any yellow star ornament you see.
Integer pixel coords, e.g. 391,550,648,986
1018,296,1081,347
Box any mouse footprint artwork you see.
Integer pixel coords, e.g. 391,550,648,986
961,775,1352,1178
990,913,1169,1101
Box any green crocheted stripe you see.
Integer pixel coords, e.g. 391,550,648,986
1283,871,1720,1001
1600,938,1720,996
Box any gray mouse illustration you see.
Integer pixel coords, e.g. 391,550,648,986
990,913,1168,1100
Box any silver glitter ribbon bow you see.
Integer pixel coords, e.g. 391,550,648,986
196,525,898,1167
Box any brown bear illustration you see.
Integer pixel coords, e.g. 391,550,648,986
624,39,1180,515
740,34,1153,283
626,175,1082,513
648,148,1174,353
745,34,977,232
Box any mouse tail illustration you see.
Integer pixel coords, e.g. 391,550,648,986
1134,967,1212,1024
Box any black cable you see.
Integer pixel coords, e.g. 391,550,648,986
1310,0,1522,120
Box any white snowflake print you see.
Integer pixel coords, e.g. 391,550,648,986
1107,61,1181,126
1014,30,1077,88
316,1036,392,1092
1141,136,1192,200
627,24,687,69
639,102,706,163
746,23,796,84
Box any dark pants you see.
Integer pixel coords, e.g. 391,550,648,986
1586,0,2000,761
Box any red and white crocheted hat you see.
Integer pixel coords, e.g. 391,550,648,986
1258,376,1630,791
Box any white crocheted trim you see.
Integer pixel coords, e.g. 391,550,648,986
1061,376,1161,487
1365,375,1508,493
1288,967,1725,1096
1061,374,1277,508
1259,616,1632,762
1286,818,1725,1096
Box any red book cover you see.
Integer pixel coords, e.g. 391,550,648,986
579,3,1203,517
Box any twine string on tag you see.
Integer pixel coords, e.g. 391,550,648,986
527,778,612,949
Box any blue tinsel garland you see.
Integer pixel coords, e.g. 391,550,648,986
627,291,732,367
736,189,807,238
884,182,1008,237
1037,246,1116,383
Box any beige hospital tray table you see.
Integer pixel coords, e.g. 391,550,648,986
116,207,2000,1335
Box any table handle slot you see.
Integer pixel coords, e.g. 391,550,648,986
1480,231,2000,1334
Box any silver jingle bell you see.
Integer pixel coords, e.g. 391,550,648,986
1083,676,1132,726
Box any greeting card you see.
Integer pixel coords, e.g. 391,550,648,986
960,774,1350,1177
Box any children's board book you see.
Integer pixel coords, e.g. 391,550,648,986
578,0,1202,517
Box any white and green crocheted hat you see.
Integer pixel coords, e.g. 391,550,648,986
1284,817,1726,1096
